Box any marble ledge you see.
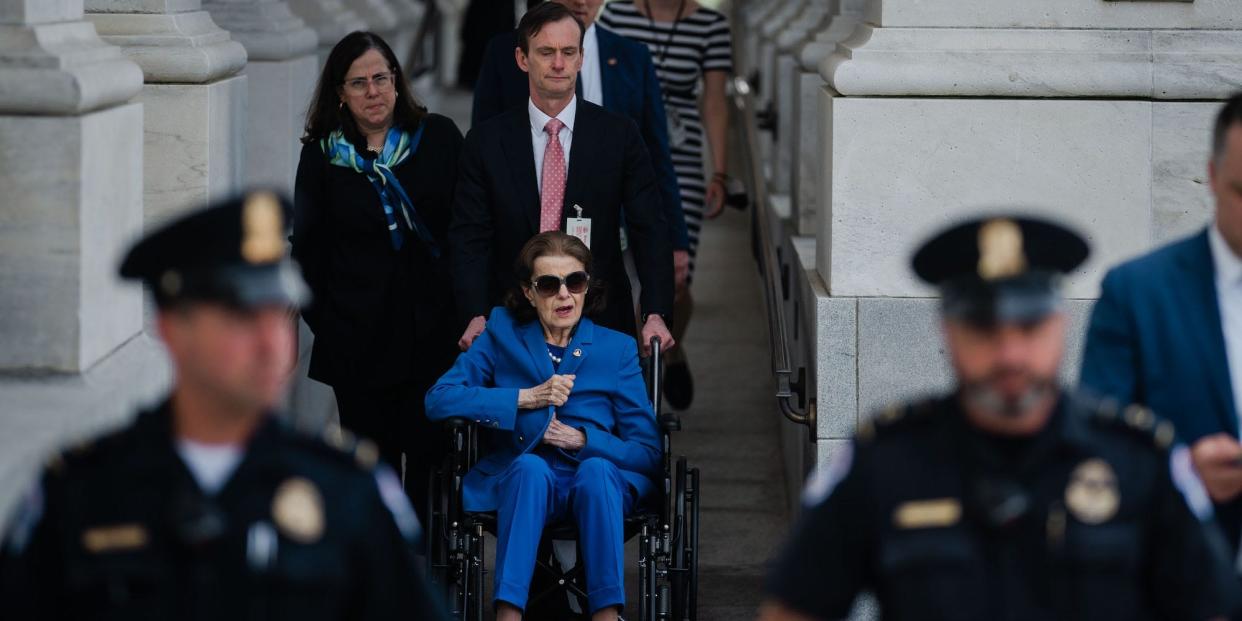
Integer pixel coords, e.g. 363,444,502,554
286,0,367,47
823,26,1242,100
776,8,831,53
797,15,861,70
0,23,143,114
89,11,248,83
202,1,318,62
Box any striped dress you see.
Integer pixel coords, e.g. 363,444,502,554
600,1,733,273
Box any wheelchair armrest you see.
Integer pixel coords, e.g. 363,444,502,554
441,417,475,431
659,412,682,432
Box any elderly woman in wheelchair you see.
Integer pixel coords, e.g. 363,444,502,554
426,231,661,621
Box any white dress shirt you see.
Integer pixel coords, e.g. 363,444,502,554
1209,223,1242,432
580,24,604,106
529,96,577,196
176,439,244,495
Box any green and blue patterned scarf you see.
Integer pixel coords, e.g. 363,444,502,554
321,123,438,256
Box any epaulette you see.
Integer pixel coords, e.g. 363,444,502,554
857,398,940,443
316,425,381,470
1087,398,1177,451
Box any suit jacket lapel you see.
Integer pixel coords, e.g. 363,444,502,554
1181,229,1239,435
500,110,541,234
564,103,597,221
555,319,595,377
522,319,557,380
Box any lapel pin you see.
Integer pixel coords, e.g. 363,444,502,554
573,348,582,357
608,57,618,66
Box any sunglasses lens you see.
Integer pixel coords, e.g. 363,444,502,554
534,276,561,296
565,272,589,294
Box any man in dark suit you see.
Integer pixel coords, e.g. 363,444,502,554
471,0,691,295
452,2,674,356
1081,94,1242,551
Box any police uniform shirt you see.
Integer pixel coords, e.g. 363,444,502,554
0,400,443,620
764,392,1240,621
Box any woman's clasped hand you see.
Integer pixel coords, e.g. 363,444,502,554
517,374,575,409
542,414,586,451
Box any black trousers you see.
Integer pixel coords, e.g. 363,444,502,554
333,381,447,529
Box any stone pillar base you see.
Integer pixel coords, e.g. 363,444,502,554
243,55,318,193
0,103,144,372
139,75,248,227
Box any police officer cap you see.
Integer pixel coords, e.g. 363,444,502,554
119,191,309,309
911,215,1089,326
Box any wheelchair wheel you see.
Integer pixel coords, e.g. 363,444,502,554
667,457,700,621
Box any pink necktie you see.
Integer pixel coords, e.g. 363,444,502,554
539,118,566,232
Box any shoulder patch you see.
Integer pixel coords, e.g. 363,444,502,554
1091,402,1177,451
860,398,939,441
318,426,376,470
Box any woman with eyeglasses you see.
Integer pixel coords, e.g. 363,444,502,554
426,232,661,621
292,31,463,527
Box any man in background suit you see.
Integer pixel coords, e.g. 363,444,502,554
1081,94,1242,551
472,0,691,294
452,2,674,357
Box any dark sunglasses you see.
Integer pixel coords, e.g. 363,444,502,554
530,271,590,296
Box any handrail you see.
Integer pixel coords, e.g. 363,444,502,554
730,76,816,431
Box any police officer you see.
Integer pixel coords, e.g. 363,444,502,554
759,216,1242,621
0,192,445,620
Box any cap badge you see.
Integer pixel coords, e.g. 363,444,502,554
271,477,325,543
241,191,285,265
1065,458,1119,524
160,270,182,296
977,219,1027,280
893,497,962,529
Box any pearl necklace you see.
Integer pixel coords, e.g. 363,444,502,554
548,350,563,365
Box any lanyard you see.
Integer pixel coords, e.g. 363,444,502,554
643,0,687,66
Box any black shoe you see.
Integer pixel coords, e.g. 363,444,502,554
664,361,694,411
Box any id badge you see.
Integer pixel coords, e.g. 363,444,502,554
566,204,591,248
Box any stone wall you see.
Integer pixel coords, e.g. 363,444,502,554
742,0,1238,521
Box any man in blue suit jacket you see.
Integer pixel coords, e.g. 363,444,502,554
1081,94,1242,551
472,0,691,288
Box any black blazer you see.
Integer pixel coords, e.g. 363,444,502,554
471,28,688,250
292,113,463,388
450,100,673,336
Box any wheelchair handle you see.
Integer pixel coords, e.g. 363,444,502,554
649,336,662,417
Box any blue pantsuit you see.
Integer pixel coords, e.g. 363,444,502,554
426,308,661,614
494,452,637,613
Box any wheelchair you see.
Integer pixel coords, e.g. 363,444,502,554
427,337,701,620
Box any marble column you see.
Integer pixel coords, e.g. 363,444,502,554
341,0,399,45
771,0,832,197
385,0,425,68
287,0,367,67
86,0,248,227
0,0,145,373
801,0,1242,458
435,0,467,87
0,0,170,527
752,0,807,178
790,0,862,236
737,0,781,82
203,0,318,194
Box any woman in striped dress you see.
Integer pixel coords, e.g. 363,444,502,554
600,0,732,410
